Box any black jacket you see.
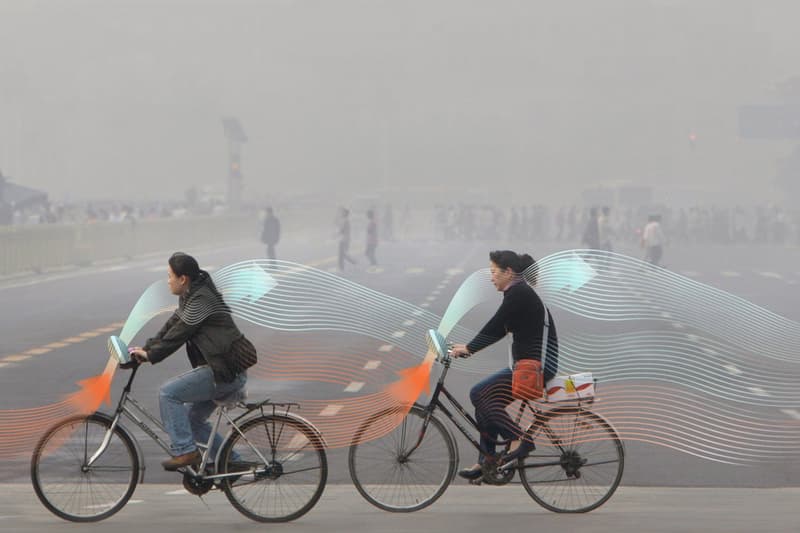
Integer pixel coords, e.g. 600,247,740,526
144,271,257,383
466,281,559,381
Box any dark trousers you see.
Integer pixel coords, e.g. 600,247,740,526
469,367,521,463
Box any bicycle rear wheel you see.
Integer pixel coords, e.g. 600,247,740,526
31,414,139,522
518,407,624,513
348,404,456,512
219,414,327,522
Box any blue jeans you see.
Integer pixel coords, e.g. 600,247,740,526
159,366,247,460
469,367,521,463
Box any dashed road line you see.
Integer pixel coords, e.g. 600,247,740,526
425,295,436,301
747,387,768,397
24,348,51,356
44,342,70,349
2,355,30,362
79,331,102,339
319,405,343,417
758,271,782,279
165,489,190,496
721,271,741,277
421,303,430,308
402,320,416,327
378,345,394,353
364,360,381,370
680,271,700,277
723,364,743,376
391,331,406,339
781,409,800,420
344,382,365,393
405,267,425,274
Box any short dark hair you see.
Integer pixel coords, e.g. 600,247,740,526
169,252,200,281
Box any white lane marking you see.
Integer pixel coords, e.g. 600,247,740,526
748,387,768,397
721,271,741,277
781,409,800,420
681,270,700,277
660,312,672,319
391,331,406,339
758,271,782,279
412,309,425,316
446,268,464,276
702,348,717,355
431,289,441,296
405,267,425,274
99,265,130,273
319,405,343,417
147,266,165,273
425,295,436,301
364,360,381,370
165,489,190,495
25,347,51,355
367,266,384,274
723,364,742,375
79,331,102,338
344,382,365,393
421,303,430,308
686,334,700,342
402,320,416,327
378,345,394,353
671,322,685,329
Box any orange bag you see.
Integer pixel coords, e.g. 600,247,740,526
511,359,544,400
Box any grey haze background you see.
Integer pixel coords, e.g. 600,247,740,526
1,0,799,204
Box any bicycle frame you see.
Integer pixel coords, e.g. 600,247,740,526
86,365,273,482
407,356,587,472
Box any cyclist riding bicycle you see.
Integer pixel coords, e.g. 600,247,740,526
450,250,559,481
129,252,257,470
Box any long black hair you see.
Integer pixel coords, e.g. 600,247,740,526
169,252,201,281
489,250,537,284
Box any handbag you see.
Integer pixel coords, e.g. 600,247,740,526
511,359,544,400
511,302,551,401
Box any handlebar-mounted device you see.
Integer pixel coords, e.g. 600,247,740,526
426,329,452,364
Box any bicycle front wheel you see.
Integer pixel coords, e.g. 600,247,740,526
219,414,327,522
31,414,139,522
348,404,456,512
518,407,624,513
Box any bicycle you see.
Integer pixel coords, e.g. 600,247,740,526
348,329,624,513
31,335,328,523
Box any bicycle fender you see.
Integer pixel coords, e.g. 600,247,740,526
92,411,147,484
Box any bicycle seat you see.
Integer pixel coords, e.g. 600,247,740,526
214,388,248,408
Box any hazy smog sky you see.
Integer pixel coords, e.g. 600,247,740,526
1,0,799,204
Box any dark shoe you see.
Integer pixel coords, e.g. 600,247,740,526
457,464,483,480
505,438,535,461
162,450,201,471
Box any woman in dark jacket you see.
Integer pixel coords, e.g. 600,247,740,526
130,252,257,470
450,250,558,481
